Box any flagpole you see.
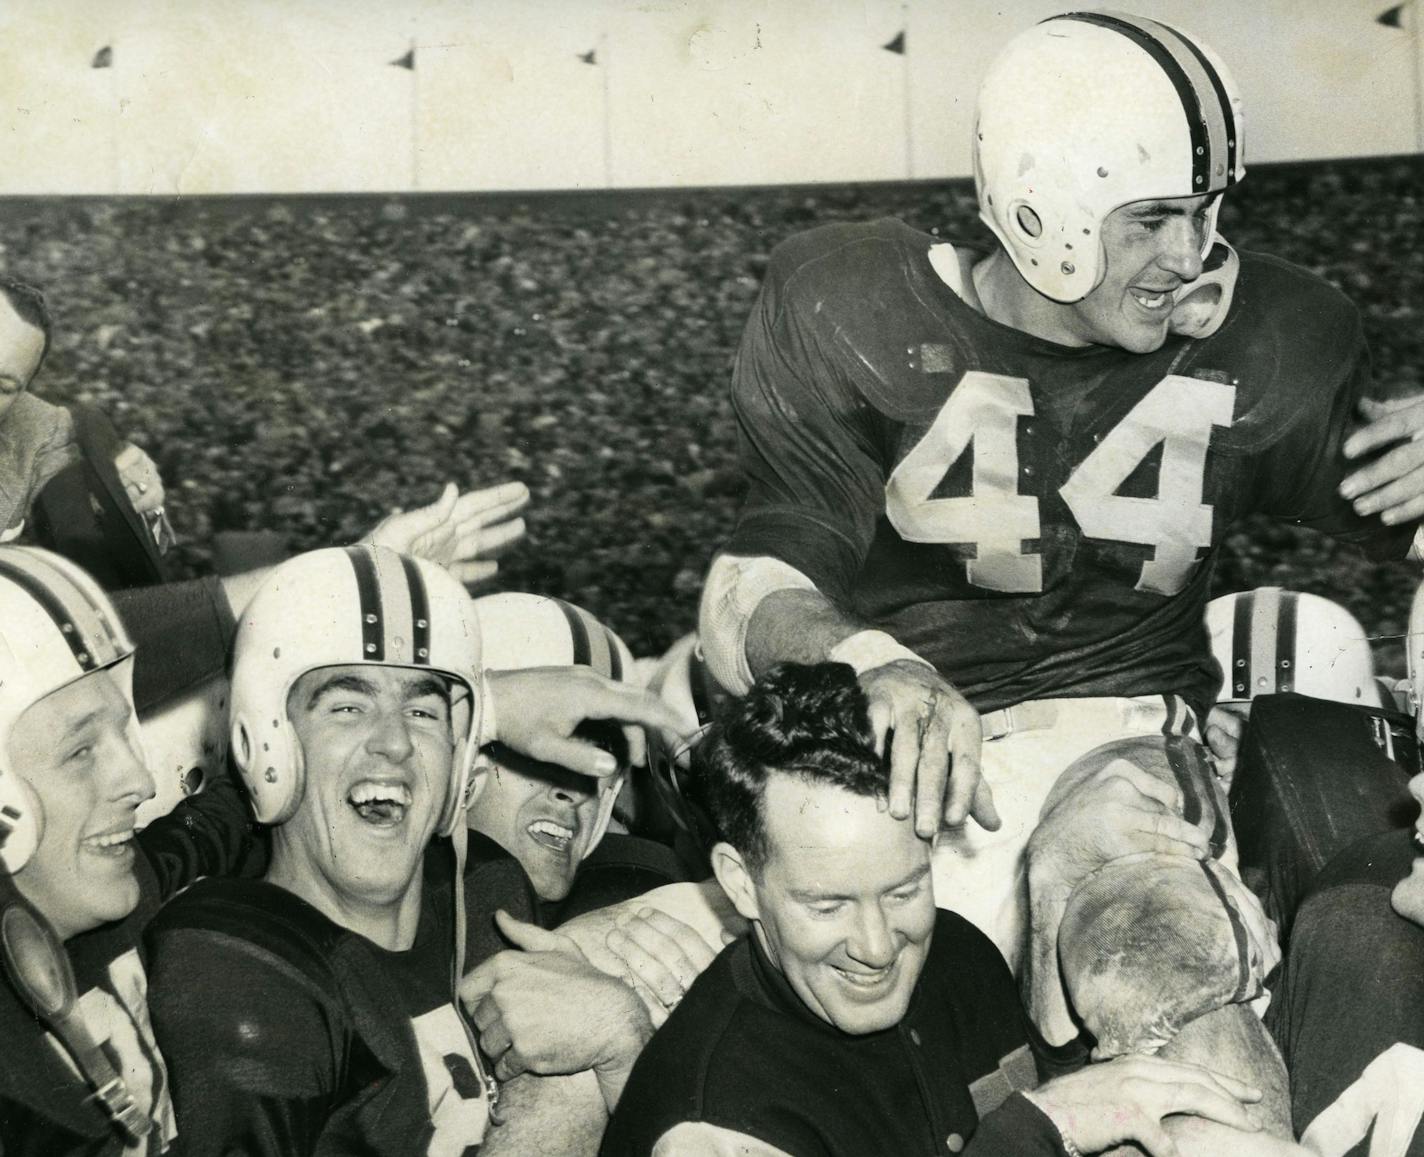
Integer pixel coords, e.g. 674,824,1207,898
600,33,613,187
1414,0,1423,152
410,37,420,192
902,3,913,179
108,40,119,195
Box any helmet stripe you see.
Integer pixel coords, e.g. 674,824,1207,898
1157,23,1240,185
0,553,124,670
1060,12,1217,194
399,555,432,666
344,546,385,661
602,627,624,682
554,598,593,667
1276,591,1298,693
689,650,718,727
1228,589,1253,697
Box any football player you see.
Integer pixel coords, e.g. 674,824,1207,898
145,546,684,1156
0,545,261,1155
694,10,1421,1147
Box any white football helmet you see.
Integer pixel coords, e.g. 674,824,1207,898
230,546,484,830
975,10,1245,303
0,547,140,872
472,592,635,855
1206,588,1381,708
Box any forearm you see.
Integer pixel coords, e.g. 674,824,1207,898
481,1071,606,1157
744,588,865,679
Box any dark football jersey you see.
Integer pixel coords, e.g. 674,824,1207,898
0,774,257,1156
724,218,1413,716
146,837,537,1157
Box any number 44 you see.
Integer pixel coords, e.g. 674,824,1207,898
885,371,1236,596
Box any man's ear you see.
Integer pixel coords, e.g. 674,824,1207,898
710,842,760,924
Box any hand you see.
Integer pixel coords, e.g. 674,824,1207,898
859,660,997,838
486,665,688,777
113,443,166,515
1028,758,1211,902
460,911,653,1107
1341,395,1424,526
364,480,529,585
604,907,723,1027
1205,703,1251,791
1025,1055,1262,1157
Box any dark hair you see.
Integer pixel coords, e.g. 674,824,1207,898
0,279,52,380
690,662,887,873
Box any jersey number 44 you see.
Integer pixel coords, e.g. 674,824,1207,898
885,371,1236,597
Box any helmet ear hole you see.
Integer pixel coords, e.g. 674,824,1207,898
1014,204,1043,240
234,722,252,771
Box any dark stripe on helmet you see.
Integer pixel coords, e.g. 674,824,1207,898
399,555,431,666
1200,860,1254,1004
689,651,717,727
603,628,623,682
0,556,98,670
554,598,592,667
1161,27,1238,184
344,547,384,661
1230,590,1254,697
1061,11,1212,192
1277,591,1298,693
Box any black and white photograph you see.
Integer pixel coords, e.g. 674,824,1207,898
1,1,1422,1154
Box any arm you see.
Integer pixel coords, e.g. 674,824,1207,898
135,769,261,900
480,1071,608,1157
147,927,340,1157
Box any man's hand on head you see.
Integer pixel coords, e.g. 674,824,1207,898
363,480,529,586
459,911,654,1112
1341,395,1424,527
485,665,687,777
857,660,997,838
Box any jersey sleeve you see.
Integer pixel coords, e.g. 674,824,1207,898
136,770,263,902
721,246,887,603
146,925,347,1157
1252,305,1416,560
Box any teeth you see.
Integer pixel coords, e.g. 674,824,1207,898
835,966,891,988
1413,830,1424,855
87,830,134,849
529,819,574,842
349,782,412,807
1133,291,1168,309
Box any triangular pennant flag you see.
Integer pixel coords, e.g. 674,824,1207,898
91,45,113,69
578,49,597,65
1378,3,1407,27
882,30,906,55
390,48,415,70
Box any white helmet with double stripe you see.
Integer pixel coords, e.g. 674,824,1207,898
472,592,634,855
229,545,484,829
975,10,1245,303
0,546,140,871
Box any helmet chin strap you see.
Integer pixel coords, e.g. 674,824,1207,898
0,881,150,1144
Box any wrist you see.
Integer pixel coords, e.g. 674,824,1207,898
592,1005,653,1112
828,630,934,677
1022,1092,1085,1157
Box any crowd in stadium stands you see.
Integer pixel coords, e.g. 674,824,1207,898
2,158,1421,661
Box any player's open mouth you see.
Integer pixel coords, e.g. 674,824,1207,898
349,781,412,826
1412,829,1424,856
527,818,576,854
1129,288,1173,312
82,826,136,859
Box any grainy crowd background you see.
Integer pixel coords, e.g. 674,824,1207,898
7,155,1422,666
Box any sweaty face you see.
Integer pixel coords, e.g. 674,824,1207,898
1391,771,1424,926
745,776,935,1035
6,665,155,942
0,295,44,427
281,665,455,911
1065,193,1217,354
467,745,602,902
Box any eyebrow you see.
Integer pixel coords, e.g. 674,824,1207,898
400,675,451,705
304,673,379,709
1127,195,1219,219
788,863,930,904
